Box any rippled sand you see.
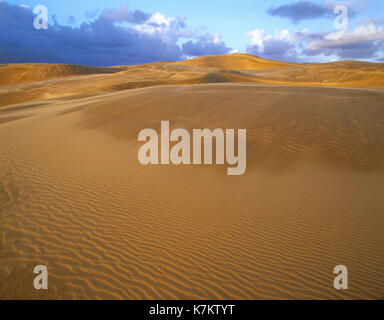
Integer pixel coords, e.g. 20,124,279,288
1,81,383,299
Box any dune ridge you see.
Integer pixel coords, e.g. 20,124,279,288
0,63,121,86
1,54,384,109
171,53,294,69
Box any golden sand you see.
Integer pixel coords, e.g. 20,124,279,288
0,54,383,299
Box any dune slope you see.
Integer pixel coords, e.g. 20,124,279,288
0,83,383,299
0,54,384,299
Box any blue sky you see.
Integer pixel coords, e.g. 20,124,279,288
1,0,384,65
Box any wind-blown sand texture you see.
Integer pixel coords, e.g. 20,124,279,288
0,54,383,299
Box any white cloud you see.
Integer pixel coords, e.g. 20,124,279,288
245,28,303,61
0,2,233,66
135,12,189,44
246,29,270,50
246,23,384,62
307,24,384,50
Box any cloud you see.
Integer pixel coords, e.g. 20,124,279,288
305,24,384,58
182,34,232,58
177,16,187,28
246,24,384,62
267,1,331,23
134,12,191,44
246,29,301,62
267,0,359,23
99,6,151,25
85,8,101,21
67,15,76,26
0,2,231,66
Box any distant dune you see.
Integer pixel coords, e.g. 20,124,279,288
0,63,121,85
172,53,294,69
0,54,383,108
0,54,383,299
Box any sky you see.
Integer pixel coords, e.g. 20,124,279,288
1,0,384,66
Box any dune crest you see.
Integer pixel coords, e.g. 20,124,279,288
1,54,383,109
172,53,294,69
0,63,121,85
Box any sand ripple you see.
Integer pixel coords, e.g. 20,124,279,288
1,84,383,299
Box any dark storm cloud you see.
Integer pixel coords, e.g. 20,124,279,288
0,2,231,66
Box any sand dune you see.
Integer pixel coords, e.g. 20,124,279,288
245,60,384,88
0,54,384,299
1,54,383,109
0,63,121,85
172,53,294,69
